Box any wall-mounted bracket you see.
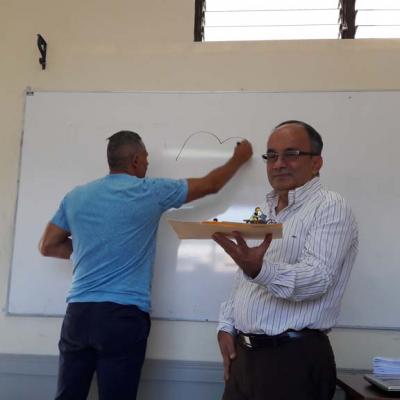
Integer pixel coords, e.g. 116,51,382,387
37,34,47,70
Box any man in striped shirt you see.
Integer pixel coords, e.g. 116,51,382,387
213,120,358,400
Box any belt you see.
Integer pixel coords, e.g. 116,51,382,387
237,329,324,350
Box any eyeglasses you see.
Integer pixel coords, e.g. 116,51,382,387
261,150,320,163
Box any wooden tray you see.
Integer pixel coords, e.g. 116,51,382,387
168,220,283,239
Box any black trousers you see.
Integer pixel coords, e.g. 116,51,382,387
55,302,150,400
223,331,336,400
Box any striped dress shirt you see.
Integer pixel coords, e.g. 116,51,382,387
218,177,358,335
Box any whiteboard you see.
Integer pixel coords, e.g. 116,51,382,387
7,90,400,329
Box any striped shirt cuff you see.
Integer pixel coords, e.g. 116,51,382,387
217,322,237,335
249,260,279,286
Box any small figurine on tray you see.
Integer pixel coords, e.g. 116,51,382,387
244,207,268,224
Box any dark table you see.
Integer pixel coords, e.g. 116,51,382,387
337,373,400,400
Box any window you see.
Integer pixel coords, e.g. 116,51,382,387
194,0,400,41
356,0,400,38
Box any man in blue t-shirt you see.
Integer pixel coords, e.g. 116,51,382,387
39,130,252,400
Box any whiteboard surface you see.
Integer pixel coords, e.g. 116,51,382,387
8,90,400,329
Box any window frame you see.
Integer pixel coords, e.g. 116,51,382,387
194,0,357,42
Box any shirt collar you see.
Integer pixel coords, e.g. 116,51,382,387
266,176,322,209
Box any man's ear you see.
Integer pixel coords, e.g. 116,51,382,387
131,154,139,169
312,156,323,175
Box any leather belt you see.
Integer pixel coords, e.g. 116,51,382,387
237,329,324,350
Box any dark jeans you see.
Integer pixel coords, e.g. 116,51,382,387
55,302,150,400
223,330,337,400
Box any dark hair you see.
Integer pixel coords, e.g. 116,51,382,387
274,120,323,154
107,130,144,170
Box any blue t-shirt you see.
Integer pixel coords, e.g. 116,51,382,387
51,174,188,312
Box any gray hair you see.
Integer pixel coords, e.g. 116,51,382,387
107,130,144,170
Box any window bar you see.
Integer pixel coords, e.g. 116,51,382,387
194,0,205,41
340,0,357,38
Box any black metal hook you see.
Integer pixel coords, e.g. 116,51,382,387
37,34,47,70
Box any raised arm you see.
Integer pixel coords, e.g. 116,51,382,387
185,139,252,203
39,223,73,259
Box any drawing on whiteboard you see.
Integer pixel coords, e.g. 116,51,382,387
175,130,245,161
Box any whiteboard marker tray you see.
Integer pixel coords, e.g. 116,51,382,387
168,220,282,240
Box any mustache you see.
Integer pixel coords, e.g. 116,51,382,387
271,170,291,176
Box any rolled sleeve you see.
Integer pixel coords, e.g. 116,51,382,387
217,305,237,335
152,178,188,212
51,197,70,232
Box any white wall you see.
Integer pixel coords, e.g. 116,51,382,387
1,0,400,369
